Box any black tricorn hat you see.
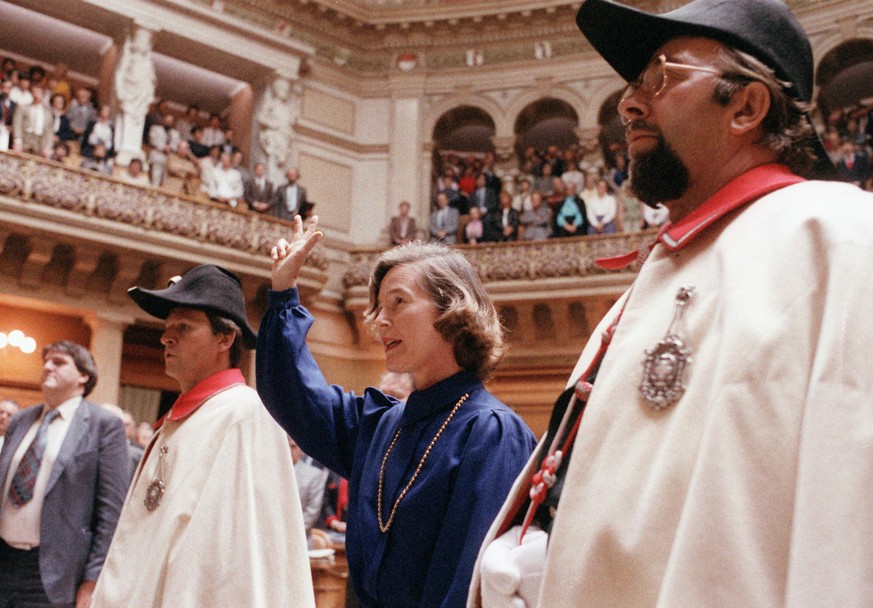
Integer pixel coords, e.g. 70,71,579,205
576,0,836,178
128,264,257,349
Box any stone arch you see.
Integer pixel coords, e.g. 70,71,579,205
512,97,580,165
506,87,587,135
423,95,506,144
814,35,873,117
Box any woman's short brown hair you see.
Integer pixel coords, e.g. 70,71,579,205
364,242,505,380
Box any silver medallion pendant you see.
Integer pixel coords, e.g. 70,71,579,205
640,286,695,410
144,479,165,511
143,443,169,512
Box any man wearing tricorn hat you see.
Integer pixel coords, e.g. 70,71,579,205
91,264,315,607
469,1,873,606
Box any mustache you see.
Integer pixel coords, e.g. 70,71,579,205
624,119,661,136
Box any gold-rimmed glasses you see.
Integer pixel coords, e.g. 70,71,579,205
620,54,723,101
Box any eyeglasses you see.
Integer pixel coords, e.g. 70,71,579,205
621,54,723,101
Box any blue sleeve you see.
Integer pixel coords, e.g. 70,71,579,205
421,410,537,608
256,287,372,478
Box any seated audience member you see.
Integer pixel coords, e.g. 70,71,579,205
175,104,200,140
65,87,97,150
436,167,459,203
148,112,181,187
389,200,416,246
100,403,143,484
586,178,618,235
49,93,73,143
164,140,201,196
545,176,567,210
464,206,486,244
429,191,460,244
580,171,598,202
1,57,16,80
9,73,32,106
120,158,150,187
616,190,643,233
201,113,225,147
458,165,477,198
319,471,348,536
244,162,274,213
0,398,20,450
555,181,588,237
188,125,209,158
51,62,71,103
560,150,586,193
470,173,498,215
28,65,46,88
835,139,872,189
487,190,520,242
12,84,52,157
81,105,115,158
641,202,670,230
51,141,73,166
142,99,169,145
0,79,15,151
271,167,308,221
231,150,251,183
198,145,222,200
220,129,238,156
135,421,154,449
209,151,244,208
79,143,114,175
520,191,552,241
607,154,629,192
289,439,329,540
512,178,533,213
533,162,555,195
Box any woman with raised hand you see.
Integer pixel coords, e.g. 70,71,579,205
257,216,536,608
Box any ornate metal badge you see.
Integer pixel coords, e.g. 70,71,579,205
640,286,695,410
144,444,169,512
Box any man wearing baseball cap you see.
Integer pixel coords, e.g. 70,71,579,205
91,264,315,607
469,1,873,606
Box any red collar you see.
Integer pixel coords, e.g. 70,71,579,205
598,164,805,270
154,368,246,430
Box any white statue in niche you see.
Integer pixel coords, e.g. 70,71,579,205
114,27,156,165
257,77,299,184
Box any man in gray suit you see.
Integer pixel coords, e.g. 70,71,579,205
0,341,129,608
271,166,309,221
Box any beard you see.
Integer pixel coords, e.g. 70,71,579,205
629,131,689,208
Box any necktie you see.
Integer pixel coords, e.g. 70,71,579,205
8,408,61,507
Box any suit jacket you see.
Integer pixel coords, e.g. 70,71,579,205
0,98,16,127
272,182,308,221
12,102,53,153
389,215,417,245
244,176,274,208
485,208,520,242
0,400,129,604
429,206,460,244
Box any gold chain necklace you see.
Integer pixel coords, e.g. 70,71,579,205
377,393,469,533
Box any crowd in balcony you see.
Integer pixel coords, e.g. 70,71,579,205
0,57,312,221
422,145,670,246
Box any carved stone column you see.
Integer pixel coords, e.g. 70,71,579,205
113,25,157,167
85,312,134,405
387,73,426,219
